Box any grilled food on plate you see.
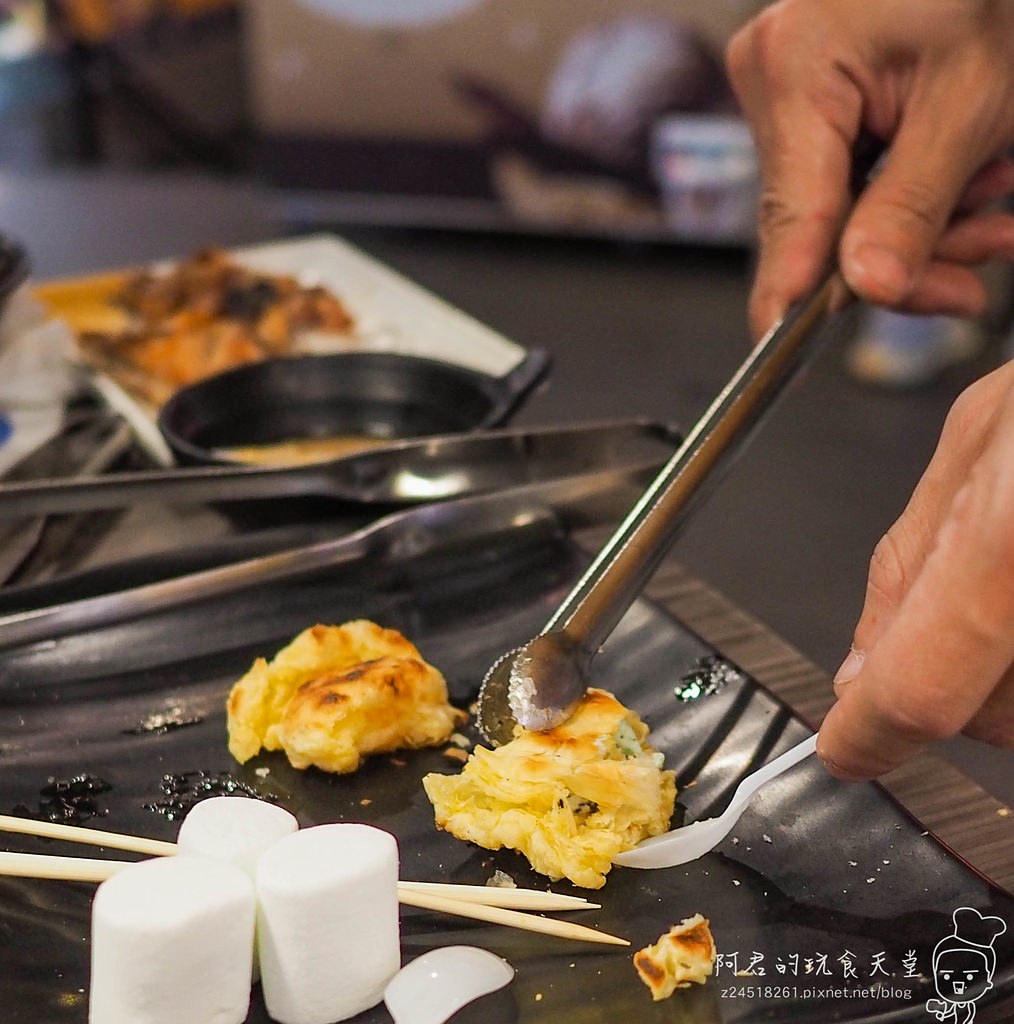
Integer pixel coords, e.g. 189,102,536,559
69,247,354,406
634,914,717,998
227,620,460,773
423,688,675,889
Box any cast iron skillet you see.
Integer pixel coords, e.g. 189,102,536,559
157,348,551,467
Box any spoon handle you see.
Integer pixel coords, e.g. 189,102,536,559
544,272,852,653
722,734,819,821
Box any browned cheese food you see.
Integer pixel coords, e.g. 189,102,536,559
227,620,460,773
423,688,675,889
634,914,717,999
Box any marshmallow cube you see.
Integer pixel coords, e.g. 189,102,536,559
176,796,299,983
256,823,400,1024
89,856,255,1024
176,796,299,877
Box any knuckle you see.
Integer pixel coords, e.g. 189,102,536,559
748,3,799,66
725,4,799,94
936,372,999,453
866,531,909,610
756,190,795,236
723,27,750,84
944,383,981,435
944,482,1014,638
753,186,839,245
756,189,837,245
872,690,960,745
871,178,948,236
963,564,1014,642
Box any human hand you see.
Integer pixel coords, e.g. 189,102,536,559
726,0,1014,340
816,360,1014,779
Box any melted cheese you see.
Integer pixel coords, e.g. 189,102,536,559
226,620,459,772
422,689,675,889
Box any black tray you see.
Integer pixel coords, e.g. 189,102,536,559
1,531,1012,1024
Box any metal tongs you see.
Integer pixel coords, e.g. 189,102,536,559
0,419,679,650
0,419,675,518
475,133,887,745
476,272,854,745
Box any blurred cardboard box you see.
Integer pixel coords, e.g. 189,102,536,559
246,0,763,242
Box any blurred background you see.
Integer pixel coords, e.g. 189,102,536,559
1,0,1013,799
0,0,764,243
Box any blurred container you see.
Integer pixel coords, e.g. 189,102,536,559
650,113,758,242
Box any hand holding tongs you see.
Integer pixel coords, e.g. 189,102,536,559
474,138,885,745
475,274,854,743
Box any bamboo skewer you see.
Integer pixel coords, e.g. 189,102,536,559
0,815,177,856
0,851,131,884
0,815,599,912
397,880,599,911
397,888,628,946
0,850,626,945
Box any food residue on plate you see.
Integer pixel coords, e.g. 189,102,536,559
10,773,112,824
122,706,204,736
143,769,267,822
485,869,517,889
634,914,717,999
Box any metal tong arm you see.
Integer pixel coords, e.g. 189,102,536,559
0,460,335,518
543,272,854,656
0,458,666,651
0,418,679,519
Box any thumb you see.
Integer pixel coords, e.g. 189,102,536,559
840,100,984,305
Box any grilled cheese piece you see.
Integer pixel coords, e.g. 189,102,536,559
227,620,459,772
422,688,675,889
634,915,717,999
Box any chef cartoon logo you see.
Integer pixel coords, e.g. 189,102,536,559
926,907,1007,1023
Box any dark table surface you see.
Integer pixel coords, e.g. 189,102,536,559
2,165,1012,794
2,166,1014,1021
3,167,1010,800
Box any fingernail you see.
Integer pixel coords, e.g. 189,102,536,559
833,647,865,690
846,243,911,300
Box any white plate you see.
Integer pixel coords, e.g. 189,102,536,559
233,234,527,378
75,233,534,465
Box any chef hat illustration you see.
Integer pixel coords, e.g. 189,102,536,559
932,908,1007,976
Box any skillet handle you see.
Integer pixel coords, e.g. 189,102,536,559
482,347,552,426
0,235,30,314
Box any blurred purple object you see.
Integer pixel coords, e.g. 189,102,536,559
540,16,729,172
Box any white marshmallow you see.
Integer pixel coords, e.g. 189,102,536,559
89,856,255,1024
176,796,299,876
176,796,299,983
256,823,400,1024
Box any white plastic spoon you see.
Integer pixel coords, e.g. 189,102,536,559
612,734,818,869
